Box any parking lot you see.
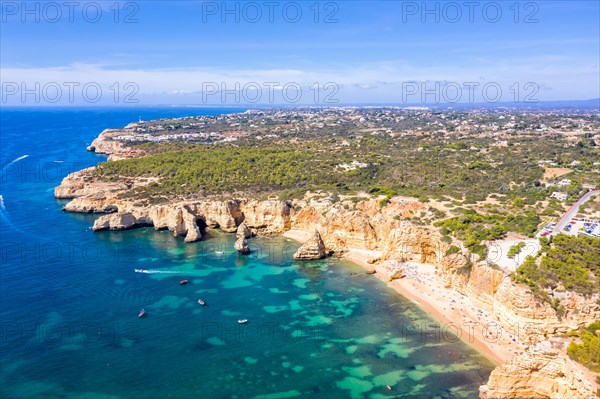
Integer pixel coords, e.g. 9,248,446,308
562,218,600,238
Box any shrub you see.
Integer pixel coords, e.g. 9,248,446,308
507,242,525,258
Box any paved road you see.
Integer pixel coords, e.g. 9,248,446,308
551,189,600,236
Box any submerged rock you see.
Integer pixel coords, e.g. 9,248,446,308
234,236,250,255
293,229,327,260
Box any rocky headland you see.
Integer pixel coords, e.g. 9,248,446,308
55,127,600,399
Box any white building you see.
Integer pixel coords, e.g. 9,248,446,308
550,192,568,201
557,179,571,187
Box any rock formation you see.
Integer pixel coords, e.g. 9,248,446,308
86,128,145,160
480,342,596,399
234,237,250,255
92,212,138,231
180,206,202,243
240,200,291,235
236,222,252,239
55,135,600,398
375,261,406,281
293,229,327,260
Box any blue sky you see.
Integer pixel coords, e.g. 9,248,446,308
1,0,598,105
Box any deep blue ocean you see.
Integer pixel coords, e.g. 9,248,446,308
0,107,494,399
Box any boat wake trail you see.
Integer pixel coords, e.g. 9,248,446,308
3,155,29,170
134,269,180,274
0,155,29,232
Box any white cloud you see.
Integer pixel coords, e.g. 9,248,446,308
1,60,598,104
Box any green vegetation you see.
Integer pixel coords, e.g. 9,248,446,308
445,245,461,256
96,108,600,210
566,322,600,372
95,145,374,199
507,242,525,258
369,186,397,207
514,234,600,299
435,209,540,259
91,109,599,255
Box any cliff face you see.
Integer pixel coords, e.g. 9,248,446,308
55,167,599,399
55,170,292,240
440,256,600,340
480,342,596,399
290,197,443,263
86,128,145,160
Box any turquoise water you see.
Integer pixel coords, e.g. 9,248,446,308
0,108,494,398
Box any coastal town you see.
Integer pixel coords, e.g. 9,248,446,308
121,107,600,144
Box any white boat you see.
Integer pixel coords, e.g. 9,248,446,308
197,299,205,306
237,319,248,324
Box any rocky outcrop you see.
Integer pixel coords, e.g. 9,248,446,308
293,229,327,260
234,237,250,255
55,168,292,241
240,200,291,235
439,255,600,341
375,260,406,281
86,128,145,160
56,143,599,398
236,222,252,239
480,342,596,399
54,168,128,201
289,197,445,263
181,207,202,243
191,201,243,232
93,212,139,231
145,205,203,242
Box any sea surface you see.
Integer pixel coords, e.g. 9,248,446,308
0,107,495,399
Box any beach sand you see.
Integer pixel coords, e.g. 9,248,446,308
284,229,523,365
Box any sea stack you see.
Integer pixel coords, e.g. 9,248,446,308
236,222,252,239
293,229,327,260
234,236,251,255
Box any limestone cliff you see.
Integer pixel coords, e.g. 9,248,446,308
290,197,440,262
240,200,291,235
480,341,597,399
55,169,291,239
55,162,599,398
92,212,139,231
293,229,327,260
440,254,600,340
86,128,145,160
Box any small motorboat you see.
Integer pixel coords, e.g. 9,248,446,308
134,269,147,273
197,299,205,306
138,309,146,318
179,280,189,285
237,319,248,324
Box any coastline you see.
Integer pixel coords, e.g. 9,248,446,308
284,229,521,366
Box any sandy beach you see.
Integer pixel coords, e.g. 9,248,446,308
284,229,523,366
